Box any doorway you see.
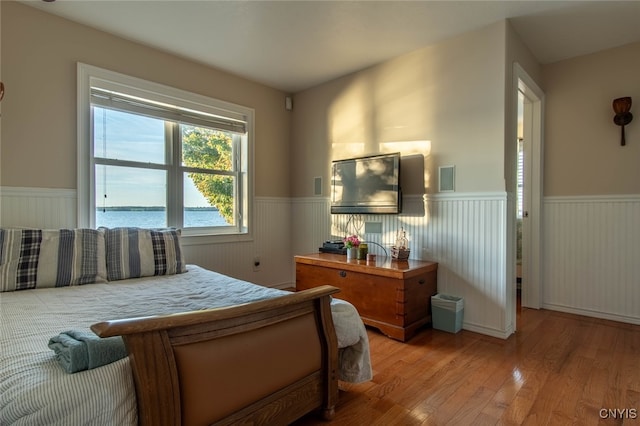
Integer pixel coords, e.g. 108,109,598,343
514,64,544,314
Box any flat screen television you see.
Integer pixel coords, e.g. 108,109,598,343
331,152,401,214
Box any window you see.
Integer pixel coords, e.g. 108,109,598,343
77,64,254,240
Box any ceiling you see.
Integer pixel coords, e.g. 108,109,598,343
20,0,640,93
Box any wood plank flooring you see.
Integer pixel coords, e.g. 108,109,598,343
293,305,640,425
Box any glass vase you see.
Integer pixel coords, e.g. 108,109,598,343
346,247,357,261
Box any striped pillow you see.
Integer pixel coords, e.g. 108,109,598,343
0,228,108,292
103,227,186,281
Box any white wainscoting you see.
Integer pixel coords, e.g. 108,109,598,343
0,187,77,228
543,195,640,324
184,197,294,289
292,193,512,339
0,187,294,289
7,187,635,332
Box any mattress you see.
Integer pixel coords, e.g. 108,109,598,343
0,265,371,425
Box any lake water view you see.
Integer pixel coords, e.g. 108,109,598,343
96,208,228,229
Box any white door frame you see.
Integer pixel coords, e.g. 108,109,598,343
513,63,544,310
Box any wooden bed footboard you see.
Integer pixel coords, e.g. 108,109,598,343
91,285,340,426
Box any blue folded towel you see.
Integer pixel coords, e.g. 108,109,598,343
48,329,127,373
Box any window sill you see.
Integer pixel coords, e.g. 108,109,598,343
180,231,253,246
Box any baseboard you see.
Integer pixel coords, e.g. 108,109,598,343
542,302,640,326
460,322,513,340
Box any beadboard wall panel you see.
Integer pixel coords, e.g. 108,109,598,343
0,187,77,228
5,187,637,332
422,194,509,338
543,195,640,324
291,197,332,256
185,196,293,289
0,187,293,289
292,193,511,338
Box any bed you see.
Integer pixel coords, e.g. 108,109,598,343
0,228,372,425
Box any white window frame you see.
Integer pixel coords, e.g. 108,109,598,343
77,63,254,244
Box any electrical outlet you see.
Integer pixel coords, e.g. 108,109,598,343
253,256,261,272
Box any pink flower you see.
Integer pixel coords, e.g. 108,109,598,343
343,235,360,248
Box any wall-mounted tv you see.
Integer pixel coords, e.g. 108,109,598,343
331,152,401,214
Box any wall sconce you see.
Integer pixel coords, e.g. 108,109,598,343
0,82,5,101
613,97,632,146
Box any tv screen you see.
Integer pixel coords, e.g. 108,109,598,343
331,153,401,214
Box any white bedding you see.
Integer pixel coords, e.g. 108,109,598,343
0,265,371,425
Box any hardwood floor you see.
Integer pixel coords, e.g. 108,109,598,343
294,305,640,425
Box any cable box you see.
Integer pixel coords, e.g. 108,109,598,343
320,240,346,254
319,246,347,255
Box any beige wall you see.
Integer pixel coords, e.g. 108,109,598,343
0,1,291,197
290,22,538,337
291,22,508,197
0,2,3,143
504,21,543,196
542,41,640,196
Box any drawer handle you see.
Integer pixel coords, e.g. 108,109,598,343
339,270,347,278
418,279,426,285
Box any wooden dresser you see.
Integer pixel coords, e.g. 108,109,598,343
295,253,438,342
